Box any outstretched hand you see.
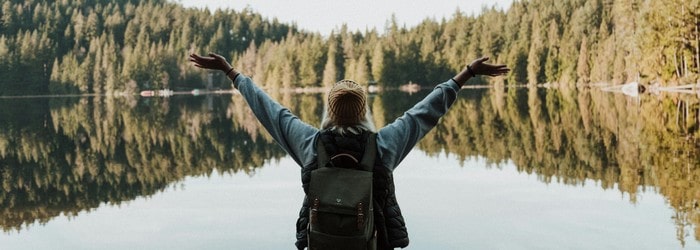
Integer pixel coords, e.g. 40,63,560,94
453,56,509,86
189,53,232,72
469,57,509,77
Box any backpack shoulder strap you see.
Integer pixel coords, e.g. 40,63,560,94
359,132,377,172
316,134,330,169
317,130,376,171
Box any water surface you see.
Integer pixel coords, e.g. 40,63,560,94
0,87,698,249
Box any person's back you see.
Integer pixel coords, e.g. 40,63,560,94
305,129,376,249
296,81,409,249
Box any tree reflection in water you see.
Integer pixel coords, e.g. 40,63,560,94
0,87,698,244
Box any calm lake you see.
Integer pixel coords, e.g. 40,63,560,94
0,85,698,249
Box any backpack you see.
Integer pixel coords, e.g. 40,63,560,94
307,132,377,250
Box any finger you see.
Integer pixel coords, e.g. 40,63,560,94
491,69,509,74
479,57,489,63
484,68,509,75
210,53,225,61
489,66,509,73
191,54,211,61
483,63,506,68
189,57,205,63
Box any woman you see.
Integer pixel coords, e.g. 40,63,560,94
190,52,509,249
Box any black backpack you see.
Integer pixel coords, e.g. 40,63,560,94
307,132,377,250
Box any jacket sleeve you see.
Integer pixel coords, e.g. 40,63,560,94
233,75,319,167
376,79,461,171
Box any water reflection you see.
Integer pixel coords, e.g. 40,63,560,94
418,86,700,245
0,95,286,232
0,86,698,245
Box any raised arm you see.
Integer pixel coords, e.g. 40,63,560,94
377,57,509,170
189,53,319,167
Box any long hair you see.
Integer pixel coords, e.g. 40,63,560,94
320,92,376,135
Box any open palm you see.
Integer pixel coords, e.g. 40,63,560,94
189,53,231,72
470,57,509,76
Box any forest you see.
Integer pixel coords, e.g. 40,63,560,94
0,0,698,244
0,0,698,96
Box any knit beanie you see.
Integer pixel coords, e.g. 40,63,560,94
327,79,366,126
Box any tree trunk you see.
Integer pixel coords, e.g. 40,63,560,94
684,54,688,78
674,50,682,78
695,16,699,75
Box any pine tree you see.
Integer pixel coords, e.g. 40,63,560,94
544,21,560,83
371,42,385,83
354,53,370,84
576,36,590,83
527,12,546,85
322,35,339,88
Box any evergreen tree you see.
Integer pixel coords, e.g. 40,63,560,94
322,34,341,88
0,0,698,94
370,42,385,83
527,12,546,85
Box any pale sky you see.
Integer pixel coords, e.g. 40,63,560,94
176,0,514,35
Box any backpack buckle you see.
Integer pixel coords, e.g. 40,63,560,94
311,198,320,225
357,202,364,229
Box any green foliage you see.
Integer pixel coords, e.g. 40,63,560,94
0,0,295,94
1,0,698,94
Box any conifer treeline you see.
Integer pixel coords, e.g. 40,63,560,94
0,0,698,95
0,0,294,95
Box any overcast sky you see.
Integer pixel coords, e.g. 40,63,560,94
176,0,514,35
